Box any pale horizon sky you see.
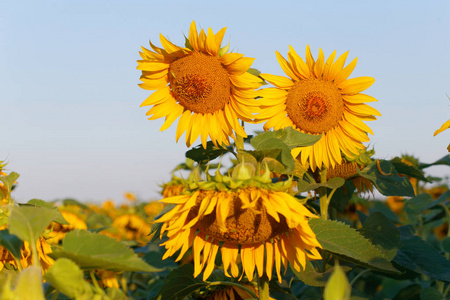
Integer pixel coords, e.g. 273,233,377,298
1,0,449,204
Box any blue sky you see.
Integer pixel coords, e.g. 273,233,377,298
1,0,449,203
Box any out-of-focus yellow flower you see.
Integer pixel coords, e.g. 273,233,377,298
124,192,136,202
47,210,87,244
111,213,151,244
162,183,187,198
144,201,164,220
387,196,405,215
96,269,120,289
423,186,448,200
433,222,448,240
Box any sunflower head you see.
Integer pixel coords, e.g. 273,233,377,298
137,21,262,148
155,171,321,282
258,45,380,171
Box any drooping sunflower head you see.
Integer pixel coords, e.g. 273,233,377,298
155,172,321,282
137,21,262,148
257,45,380,171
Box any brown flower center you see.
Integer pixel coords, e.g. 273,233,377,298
168,52,231,114
285,78,344,134
192,190,288,245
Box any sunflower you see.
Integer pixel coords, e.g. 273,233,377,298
0,236,54,272
137,21,262,148
111,213,151,244
257,45,380,170
47,210,87,244
155,170,321,282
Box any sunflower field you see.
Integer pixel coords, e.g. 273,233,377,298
1,21,450,300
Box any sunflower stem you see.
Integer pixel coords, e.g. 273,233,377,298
258,274,270,300
318,168,329,220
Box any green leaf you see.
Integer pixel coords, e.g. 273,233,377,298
330,181,357,212
420,287,444,300
357,160,415,196
290,260,351,287
250,127,321,150
0,230,23,260
323,263,351,300
358,212,399,261
419,154,450,169
390,157,428,182
45,258,94,299
393,226,450,282
51,229,162,272
392,283,421,300
9,206,56,244
186,142,232,164
309,218,400,273
404,193,435,224
369,201,400,224
13,266,45,300
25,199,69,225
298,177,345,193
157,264,208,300
62,198,90,210
441,236,450,253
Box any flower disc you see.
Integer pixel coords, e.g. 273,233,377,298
286,78,343,134
169,52,231,114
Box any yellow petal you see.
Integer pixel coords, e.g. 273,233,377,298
345,103,381,117
434,119,450,136
138,76,168,90
214,26,227,47
136,61,170,72
339,76,375,94
322,50,337,81
288,45,310,78
205,27,219,56
188,21,199,52
334,57,357,85
328,51,349,81
220,53,244,65
275,51,299,80
159,103,184,131
342,93,378,104
313,48,325,78
260,73,294,89
241,246,255,281
198,28,207,49
343,110,375,135
186,113,201,147
140,86,171,107
227,57,255,75
305,45,315,72
159,33,183,54
175,110,192,143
